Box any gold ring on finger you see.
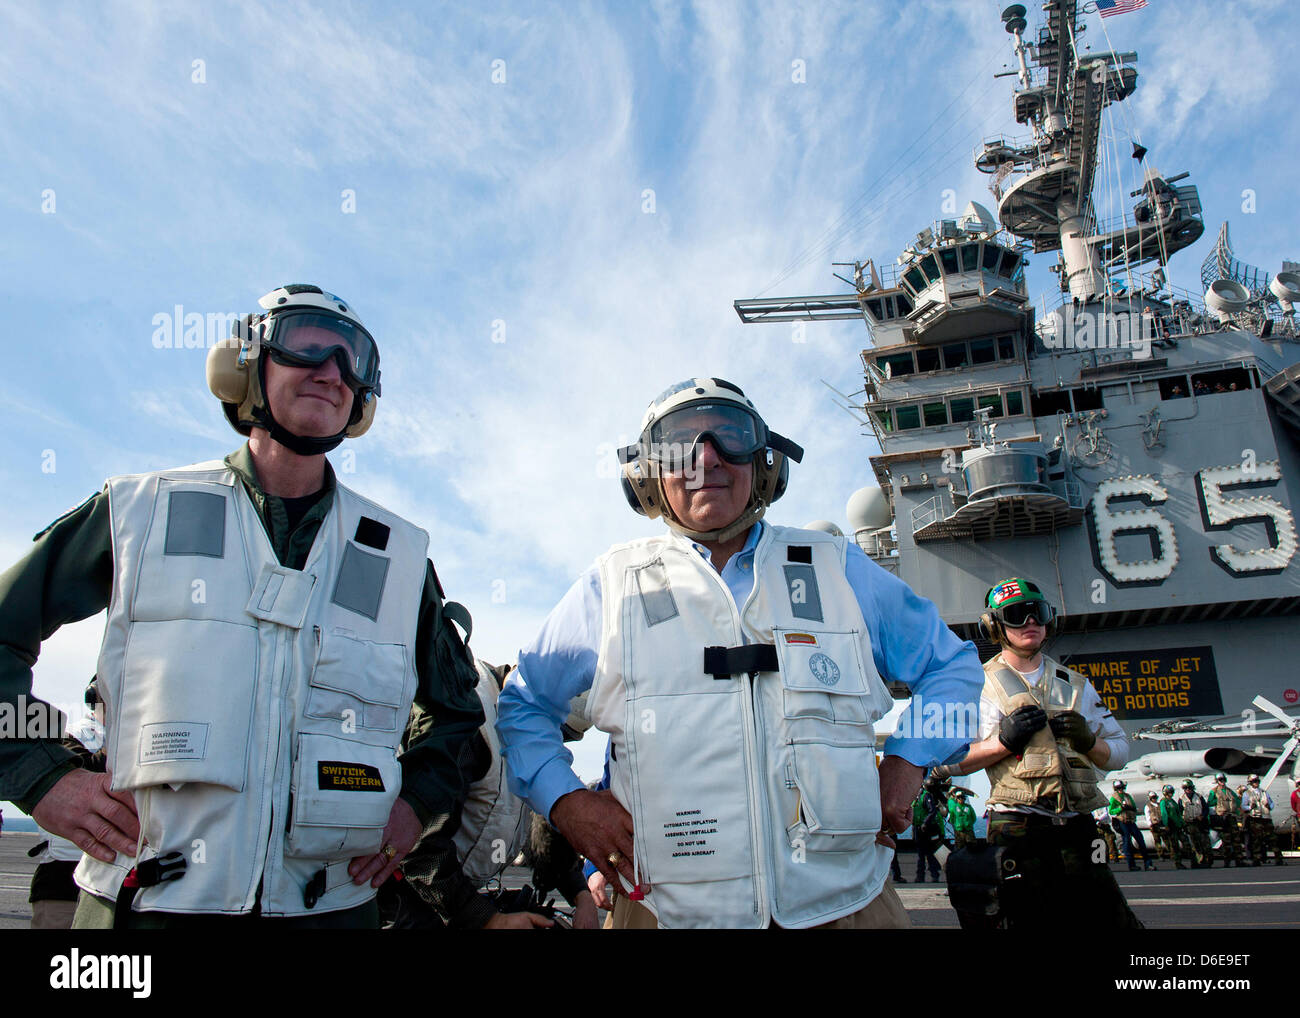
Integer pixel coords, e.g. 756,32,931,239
607,851,622,866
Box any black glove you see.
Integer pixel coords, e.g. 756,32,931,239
998,704,1048,756
1048,710,1097,753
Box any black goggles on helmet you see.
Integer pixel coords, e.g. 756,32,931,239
260,310,381,394
993,599,1055,628
620,403,768,471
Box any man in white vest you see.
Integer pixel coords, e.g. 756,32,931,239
496,378,984,929
933,577,1140,928
0,284,484,927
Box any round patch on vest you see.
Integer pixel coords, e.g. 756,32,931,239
809,652,840,687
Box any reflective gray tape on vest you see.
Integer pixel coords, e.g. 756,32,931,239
782,563,823,622
246,562,316,629
332,542,390,621
634,559,679,628
990,667,1031,702
163,490,226,558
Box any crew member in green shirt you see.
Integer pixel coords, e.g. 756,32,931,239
948,789,977,849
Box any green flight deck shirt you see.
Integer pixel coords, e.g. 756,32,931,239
0,444,484,828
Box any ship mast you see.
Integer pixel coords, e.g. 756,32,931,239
977,1,1201,300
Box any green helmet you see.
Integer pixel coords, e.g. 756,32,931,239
986,577,1048,610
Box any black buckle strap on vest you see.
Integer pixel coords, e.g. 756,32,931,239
303,867,328,910
113,851,187,929
703,644,778,679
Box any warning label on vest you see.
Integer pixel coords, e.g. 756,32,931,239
317,762,386,791
663,808,720,858
139,722,208,763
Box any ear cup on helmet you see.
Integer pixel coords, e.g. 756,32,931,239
621,461,663,519
206,335,252,405
978,611,1002,644
345,391,378,438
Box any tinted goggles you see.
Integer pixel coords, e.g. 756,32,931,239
994,599,1054,628
262,310,380,393
645,404,766,468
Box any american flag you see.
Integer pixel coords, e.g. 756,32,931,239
1097,0,1148,16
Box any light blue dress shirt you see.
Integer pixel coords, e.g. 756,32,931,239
497,521,983,820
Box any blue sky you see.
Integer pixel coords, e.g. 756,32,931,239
1,0,1295,809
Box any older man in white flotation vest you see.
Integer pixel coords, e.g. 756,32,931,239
496,378,984,929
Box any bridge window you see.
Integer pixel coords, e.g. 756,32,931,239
982,245,1002,273
903,267,925,294
919,253,939,284
923,402,949,427
960,244,980,271
998,251,1021,279
1005,390,1025,415
916,348,941,372
970,338,997,364
998,334,1017,359
895,406,921,430
873,410,893,433
942,343,969,369
978,394,1005,418
877,351,915,377
950,397,976,423
940,248,960,275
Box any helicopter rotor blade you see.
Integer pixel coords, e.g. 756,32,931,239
1252,695,1297,730
1260,735,1299,790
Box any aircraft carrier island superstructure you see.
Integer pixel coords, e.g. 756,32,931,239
736,0,1300,735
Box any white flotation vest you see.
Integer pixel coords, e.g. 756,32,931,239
78,459,427,917
587,524,894,929
453,663,531,887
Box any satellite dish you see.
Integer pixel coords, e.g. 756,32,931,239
1205,279,1251,323
803,520,844,537
847,487,892,533
1270,271,1300,312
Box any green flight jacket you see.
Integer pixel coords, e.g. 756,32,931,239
0,444,484,826
1159,797,1185,829
947,797,976,832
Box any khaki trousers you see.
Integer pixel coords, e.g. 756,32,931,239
605,882,911,929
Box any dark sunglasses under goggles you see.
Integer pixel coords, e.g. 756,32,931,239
260,310,381,394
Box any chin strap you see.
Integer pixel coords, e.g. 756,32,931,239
660,488,769,544
249,404,347,455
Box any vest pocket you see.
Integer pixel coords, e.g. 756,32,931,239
772,628,891,725
306,629,408,733
284,732,401,860
783,739,881,853
112,619,257,792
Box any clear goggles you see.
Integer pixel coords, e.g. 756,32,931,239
261,310,380,393
994,599,1055,628
643,403,766,469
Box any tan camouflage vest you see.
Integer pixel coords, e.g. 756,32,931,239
983,654,1106,814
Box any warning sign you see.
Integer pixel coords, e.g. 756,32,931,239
1061,646,1223,720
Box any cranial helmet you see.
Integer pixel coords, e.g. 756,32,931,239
1182,779,1194,789
1162,784,1175,795
618,378,804,543
206,284,381,455
978,576,1057,644
1113,780,1126,789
